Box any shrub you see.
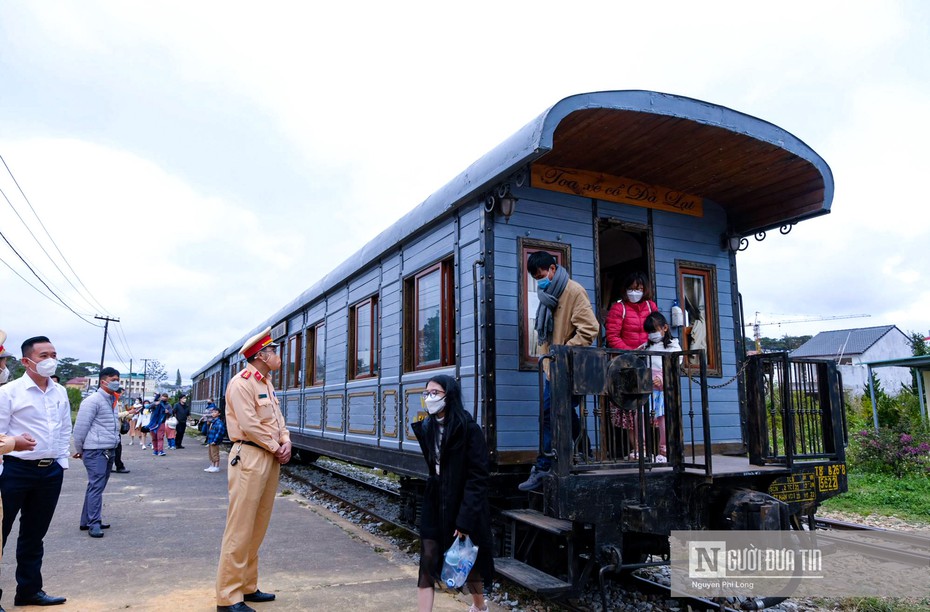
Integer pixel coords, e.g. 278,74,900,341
850,422,930,478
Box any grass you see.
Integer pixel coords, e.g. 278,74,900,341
820,470,930,523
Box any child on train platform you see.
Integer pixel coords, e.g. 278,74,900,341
640,311,682,463
204,406,225,473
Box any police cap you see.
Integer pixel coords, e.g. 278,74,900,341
239,326,279,359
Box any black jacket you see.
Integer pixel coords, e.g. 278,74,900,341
173,401,190,423
412,406,493,583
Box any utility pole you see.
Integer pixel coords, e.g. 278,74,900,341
128,359,133,401
95,315,120,374
141,358,152,401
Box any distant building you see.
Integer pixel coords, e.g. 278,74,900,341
791,325,913,394
66,373,154,399
120,372,154,400
65,377,92,392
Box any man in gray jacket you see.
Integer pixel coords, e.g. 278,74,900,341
72,367,122,538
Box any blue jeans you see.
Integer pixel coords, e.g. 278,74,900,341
0,458,64,598
536,379,582,471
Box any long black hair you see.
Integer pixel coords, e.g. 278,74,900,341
427,374,465,417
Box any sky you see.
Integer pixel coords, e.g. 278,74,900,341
1,1,928,384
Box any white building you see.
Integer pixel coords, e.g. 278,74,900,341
791,325,914,395
120,372,155,401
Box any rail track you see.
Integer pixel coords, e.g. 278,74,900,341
814,515,930,566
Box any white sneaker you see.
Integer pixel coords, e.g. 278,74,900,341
204,466,213,472
128,440,134,446
208,466,220,473
467,603,488,612
140,445,146,450
654,454,668,463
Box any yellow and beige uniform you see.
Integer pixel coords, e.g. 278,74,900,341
215,362,290,607
0,433,18,560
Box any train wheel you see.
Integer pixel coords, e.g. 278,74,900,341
291,449,320,465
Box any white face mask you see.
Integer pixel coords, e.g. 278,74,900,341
648,331,664,344
0,367,9,384
626,290,643,303
425,395,446,415
32,358,58,378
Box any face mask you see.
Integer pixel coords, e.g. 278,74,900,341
425,395,446,415
648,331,664,343
105,380,121,392
33,358,58,378
626,290,643,303
536,277,551,291
0,367,9,384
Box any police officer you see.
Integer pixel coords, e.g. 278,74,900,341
215,327,291,612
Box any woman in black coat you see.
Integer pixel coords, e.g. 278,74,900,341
412,374,493,612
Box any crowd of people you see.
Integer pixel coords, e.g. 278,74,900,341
0,330,225,610
0,255,683,611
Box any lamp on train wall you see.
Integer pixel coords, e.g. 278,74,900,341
723,233,748,253
498,193,518,221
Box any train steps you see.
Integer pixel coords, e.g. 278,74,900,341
495,508,574,595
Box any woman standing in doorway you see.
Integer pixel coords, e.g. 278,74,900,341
605,272,659,458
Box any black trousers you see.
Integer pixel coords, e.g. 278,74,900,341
175,421,187,448
114,440,126,471
0,459,64,599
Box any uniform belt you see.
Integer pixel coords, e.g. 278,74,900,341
5,456,56,468
234,440,263,450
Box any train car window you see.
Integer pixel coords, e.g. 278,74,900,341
305,322,325,386
404,259,455,371
676,260,722,377
349,297,379,379
287,332,302,389
518,238,571,370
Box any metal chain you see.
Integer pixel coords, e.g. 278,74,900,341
688,358,752,389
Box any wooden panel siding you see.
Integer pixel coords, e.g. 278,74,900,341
325,394,345,433
401,221,455,275
303,394,323,430
285,395,301,428
348,391,377,435
381,389,399,440
347,267,380,303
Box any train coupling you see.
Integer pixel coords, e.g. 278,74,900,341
724,489,790,531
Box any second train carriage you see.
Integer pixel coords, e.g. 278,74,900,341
192,90,848,598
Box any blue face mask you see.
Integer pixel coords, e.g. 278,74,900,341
537,277,551,291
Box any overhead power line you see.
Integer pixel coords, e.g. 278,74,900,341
0,154,109,315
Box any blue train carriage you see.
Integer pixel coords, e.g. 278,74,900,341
190,90,848,592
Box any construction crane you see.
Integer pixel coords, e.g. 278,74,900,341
745,312,871,353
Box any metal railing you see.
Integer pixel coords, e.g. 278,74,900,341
542,346,713,479
745,353,846,466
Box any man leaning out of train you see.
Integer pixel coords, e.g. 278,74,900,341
519,251,600,492
412,375,494,612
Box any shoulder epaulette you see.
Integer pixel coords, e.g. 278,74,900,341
240,370,251,379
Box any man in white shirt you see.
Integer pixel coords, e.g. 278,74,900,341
0,336,70,608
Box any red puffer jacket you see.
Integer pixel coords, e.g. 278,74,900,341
605,299,657,350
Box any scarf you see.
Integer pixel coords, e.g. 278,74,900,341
534,265,569,346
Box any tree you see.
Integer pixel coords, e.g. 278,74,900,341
146,359,168,391
57,358,97,382
907,331,928,394
175,369,182,387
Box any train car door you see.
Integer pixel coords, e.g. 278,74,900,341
596,219,654,459
596,220,653,325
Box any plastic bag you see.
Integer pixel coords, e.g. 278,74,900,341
440,535,479,589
